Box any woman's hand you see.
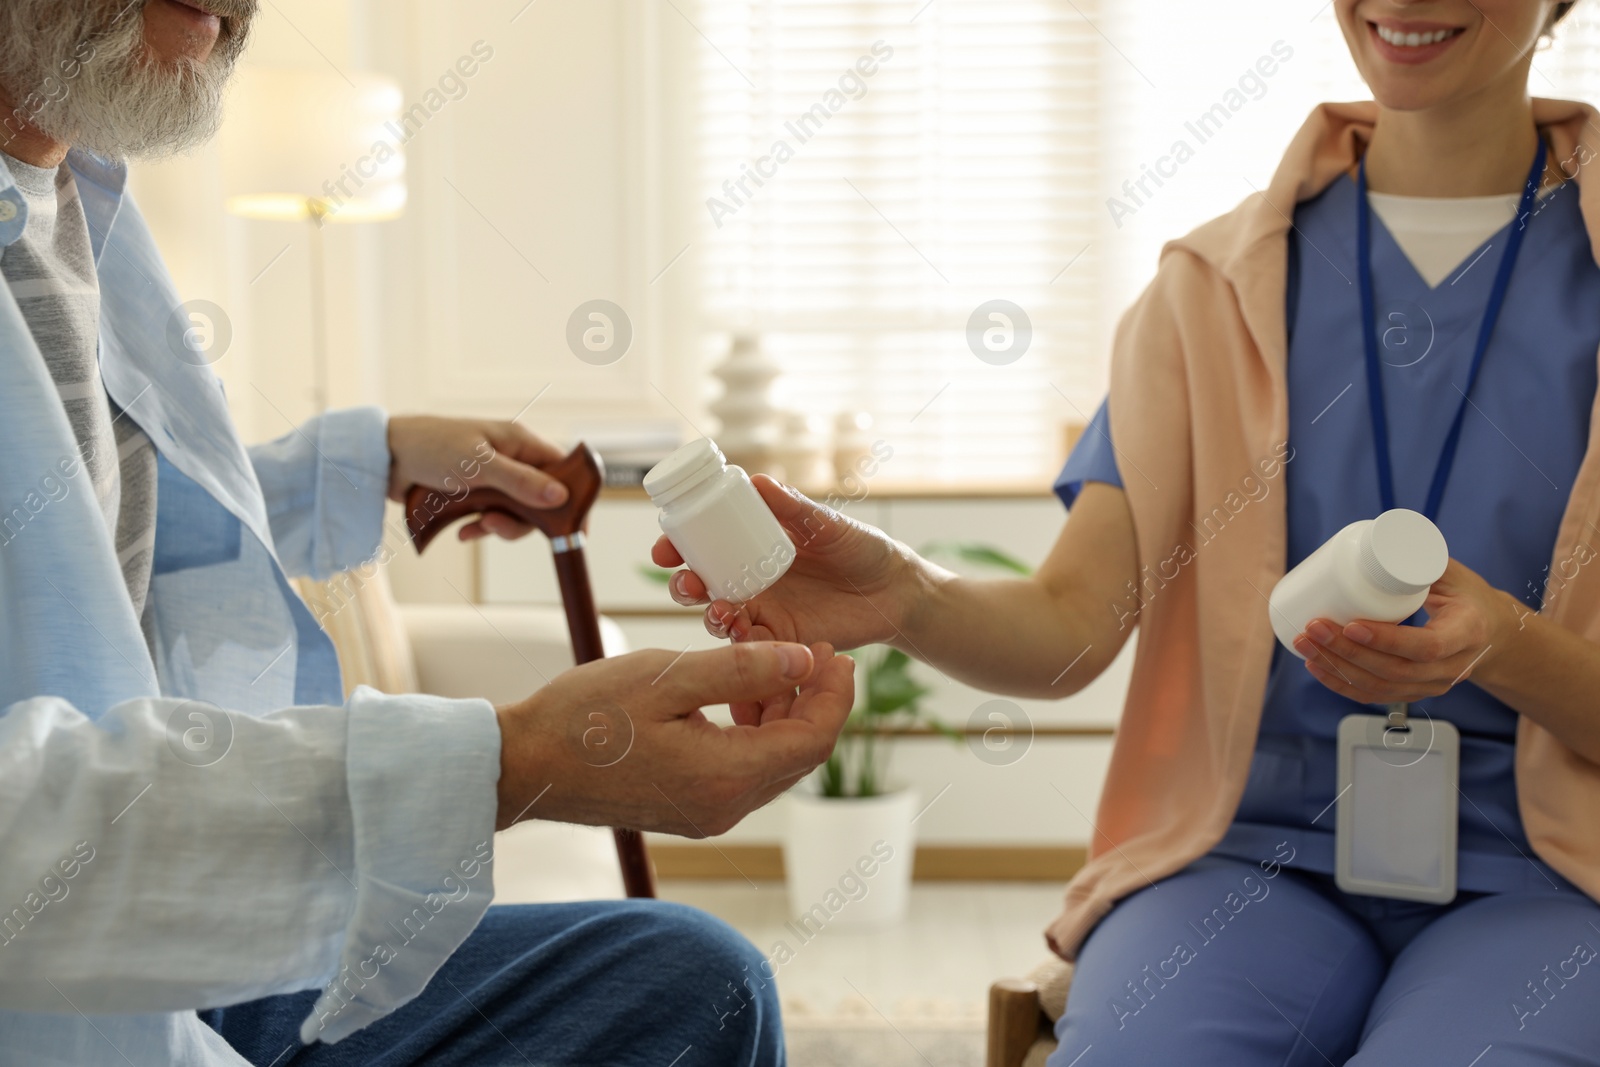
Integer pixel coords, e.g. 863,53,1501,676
1293,557,1523,705
386,415,569,542
651,475,920,652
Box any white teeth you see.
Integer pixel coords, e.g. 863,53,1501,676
1376,24,1455,46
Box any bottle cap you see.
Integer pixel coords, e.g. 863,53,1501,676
1360,508,1449,596
643,438,725,504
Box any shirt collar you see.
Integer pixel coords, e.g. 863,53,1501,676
0,152,25,247
66,146,129,199
0,147,128,254
66,148,128,264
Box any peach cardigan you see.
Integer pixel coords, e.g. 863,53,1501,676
1047,99,1600,958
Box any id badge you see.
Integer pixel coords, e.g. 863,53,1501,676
1335,711,1459,904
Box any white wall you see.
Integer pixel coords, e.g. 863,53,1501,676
360,0,705,435
131,0,380,443
133,0,694,599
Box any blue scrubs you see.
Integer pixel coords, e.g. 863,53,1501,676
1048,173,1600,1063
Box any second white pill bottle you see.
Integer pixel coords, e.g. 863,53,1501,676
1268,508,1449,658
644,438,796,604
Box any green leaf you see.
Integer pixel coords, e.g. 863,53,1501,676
919,541,1034,576
861,648,928,716
819,750,845,797
867,676,929,716
878,647,913,671
635,564,675,585
819,646,940,797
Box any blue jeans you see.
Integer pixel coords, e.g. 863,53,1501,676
203,901,784,1067
1049,857,1600,1065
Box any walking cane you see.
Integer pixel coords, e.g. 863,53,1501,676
403,443,657,899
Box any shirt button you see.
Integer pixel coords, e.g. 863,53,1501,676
0,199,16,223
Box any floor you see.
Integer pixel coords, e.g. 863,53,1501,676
491,824,1063,1066
658,881,1064,1067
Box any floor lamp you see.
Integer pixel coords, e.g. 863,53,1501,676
220,66,408,414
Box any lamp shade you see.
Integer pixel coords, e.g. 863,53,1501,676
220,66,407,223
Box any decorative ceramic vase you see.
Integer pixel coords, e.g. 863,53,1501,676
709,333,781,474
775,411,833,490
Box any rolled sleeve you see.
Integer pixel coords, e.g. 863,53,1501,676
303,686,501,1045
250,406,392,580
1053,398,1123,510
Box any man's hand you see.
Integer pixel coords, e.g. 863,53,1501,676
386,415,569,541
495,641,855,835
1292,558,1521,704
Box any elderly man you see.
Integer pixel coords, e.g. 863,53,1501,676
0,1,850,1064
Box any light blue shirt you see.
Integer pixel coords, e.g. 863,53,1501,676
1056,173,1599,896
0,151,502,1065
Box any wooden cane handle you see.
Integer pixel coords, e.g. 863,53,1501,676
404,443,605,553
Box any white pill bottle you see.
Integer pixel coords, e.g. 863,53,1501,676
1268,508,1449,658
644,438,796,604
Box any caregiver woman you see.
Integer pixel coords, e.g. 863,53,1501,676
659,0,1600,1060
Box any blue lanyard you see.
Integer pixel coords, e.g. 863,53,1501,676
1357,137,1547,520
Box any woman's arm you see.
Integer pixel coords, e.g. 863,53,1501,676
892,482,1140,698
652,478,1142,703
1292,558,1600,765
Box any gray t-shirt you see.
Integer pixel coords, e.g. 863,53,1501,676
2,155,157,617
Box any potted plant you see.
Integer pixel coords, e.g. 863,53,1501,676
781,542,1034,928
640,542,1031,928
782,645,959,928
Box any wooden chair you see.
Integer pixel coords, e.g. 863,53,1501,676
987,957,1073,1067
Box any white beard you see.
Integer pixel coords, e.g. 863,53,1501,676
0,0,256,160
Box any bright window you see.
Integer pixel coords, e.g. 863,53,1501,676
692,0,1600,485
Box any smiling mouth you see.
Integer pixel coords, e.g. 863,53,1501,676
1370,21,1466,48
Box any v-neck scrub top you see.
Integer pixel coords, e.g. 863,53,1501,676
1055,173,1600,894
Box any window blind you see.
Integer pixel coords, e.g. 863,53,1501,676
694,0,1102,484
1543,4,1600,106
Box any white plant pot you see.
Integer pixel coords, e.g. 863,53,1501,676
783,787,918,930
